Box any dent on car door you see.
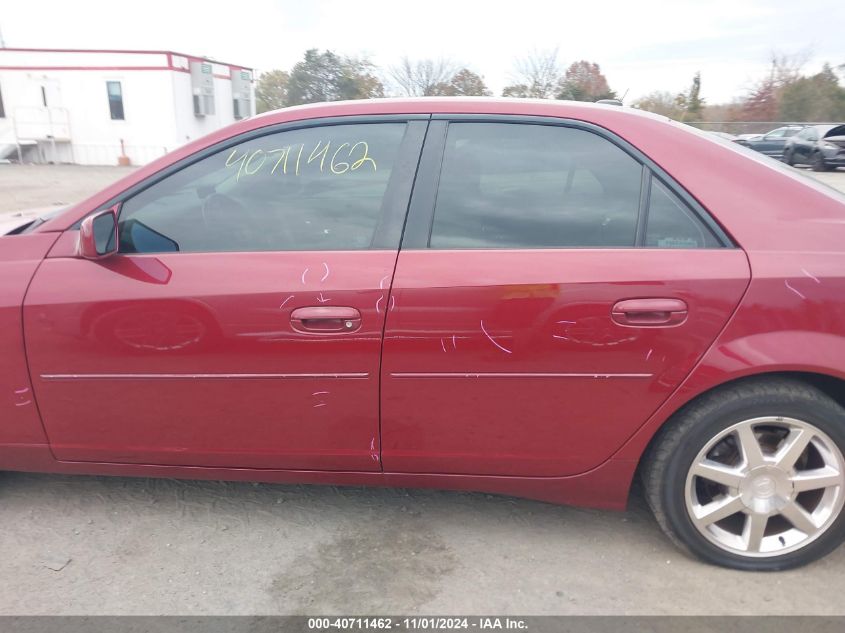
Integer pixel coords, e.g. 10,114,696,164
24,118,427,470
381,119,750,477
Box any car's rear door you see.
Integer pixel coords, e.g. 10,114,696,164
24,117,427,470
380,117,750,476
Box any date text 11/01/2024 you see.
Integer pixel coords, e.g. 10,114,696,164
307,617,528,630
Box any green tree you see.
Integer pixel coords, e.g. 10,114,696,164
285,49,384,106
669,72,705,121
685,71,704,119
556,60,615,102
430,68,492,96
631,91,687,119
255,69,290,113
501,84,532,98
778,64,845,121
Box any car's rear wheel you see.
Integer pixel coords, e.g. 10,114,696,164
642,378,845,570
812,152,831,172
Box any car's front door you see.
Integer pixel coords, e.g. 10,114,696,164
380,119,750,476
25,118,427,470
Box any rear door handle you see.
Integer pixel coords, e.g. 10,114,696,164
611,298,688,327
291,306,362,333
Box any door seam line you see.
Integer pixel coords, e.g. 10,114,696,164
376,117,432,473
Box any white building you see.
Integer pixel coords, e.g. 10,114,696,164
0,48,255,165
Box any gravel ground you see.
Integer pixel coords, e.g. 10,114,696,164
4,474,845,615
0,164,137,216
1,163,845,615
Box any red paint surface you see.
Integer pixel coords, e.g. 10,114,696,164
0,98,843,509
380,249,749,476
0,234,60,446
24,251,392,470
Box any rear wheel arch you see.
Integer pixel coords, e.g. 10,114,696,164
636,371,845,477
636,371,845,569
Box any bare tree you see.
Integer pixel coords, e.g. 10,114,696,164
389,57,458,96
769,49,812,86
503,49,561,99
740,49,812,121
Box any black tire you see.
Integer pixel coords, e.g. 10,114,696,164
641,377,845,570
783,149,795,166
812,152,831,172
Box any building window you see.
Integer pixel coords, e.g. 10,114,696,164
233,98,247,120
106,81,125,120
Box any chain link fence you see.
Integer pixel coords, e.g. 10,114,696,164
686,121,840,136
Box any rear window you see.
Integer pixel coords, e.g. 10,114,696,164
430,122,643,249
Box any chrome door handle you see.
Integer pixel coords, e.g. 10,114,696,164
611,298,688,327
291,306,362,333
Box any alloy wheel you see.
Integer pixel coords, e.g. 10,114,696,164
685,416,845,557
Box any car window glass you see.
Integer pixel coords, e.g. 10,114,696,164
645,179,720,249
429,123,642,249
118,123,407,253
766,130,785,138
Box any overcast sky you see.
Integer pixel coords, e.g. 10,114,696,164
2,0,843,103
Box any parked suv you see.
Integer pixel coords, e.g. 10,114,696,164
783,124,845,171
734,125,804,158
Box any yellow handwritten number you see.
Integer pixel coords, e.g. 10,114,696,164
227,140,377,178
349,141,377,172
330,143,350,174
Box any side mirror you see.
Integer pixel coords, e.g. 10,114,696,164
78,207,119,259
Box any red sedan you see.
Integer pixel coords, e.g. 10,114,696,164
3,98,845,570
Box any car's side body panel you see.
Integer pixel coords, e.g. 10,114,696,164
381,249,750,476
23,249,395,471
0,98,839,511
614,250,845,462
0,234,60,449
